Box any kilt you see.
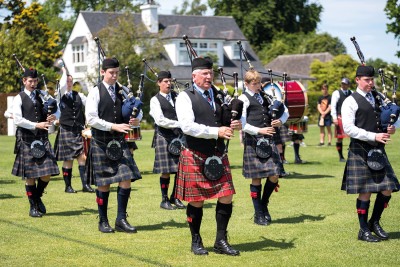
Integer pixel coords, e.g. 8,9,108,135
12,128,60,179
86,130,142,186
153,133,179,174
127,141,138,151
54,125,84,161
175,148,235,202
243,134,283,178
279,125,292,143
341,140,399,194
335,115,348,139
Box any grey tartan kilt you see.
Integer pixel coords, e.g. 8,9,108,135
243,134,283,179
153,133,179,174
341,141,399,194
12,128,60,179
54,125,84,161
279,124,292,143
86,131,142,186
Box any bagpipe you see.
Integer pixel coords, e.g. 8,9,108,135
94,37,143,141
351,36,400,132
12,54,58,117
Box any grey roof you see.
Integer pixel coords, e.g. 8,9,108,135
69,36,87,44
78,11,264,81
265,52,334,80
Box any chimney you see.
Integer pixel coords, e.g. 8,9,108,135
140,2,158,34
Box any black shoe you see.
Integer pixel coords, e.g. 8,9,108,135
339,158,346,162
281,171,290,177
115,218,137,233
65,186,77,193
214,239,240,256
36,198,46,214
264,208,272,223
98,221,115,233
358,228,380,242
294,159,306,164
82,184,95,193
369,221,389,240
160,197,176,210
191,234,208,255
29,206,42,218
254,212,268,226
171,198,186,209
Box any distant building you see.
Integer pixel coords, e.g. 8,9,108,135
63,3,264,91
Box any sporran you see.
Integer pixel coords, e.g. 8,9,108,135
367,149,386,171
106,139,123,161
30,140,46,159
203,155,224,181
255,138,272,159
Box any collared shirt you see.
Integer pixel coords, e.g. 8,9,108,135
331,88,351,120
149,93,180,129
193,84,215,111
13,88,61,130
342,88,400,141
238,89,289,135
85,83,143,131
58,68,87,106
175,86,219,140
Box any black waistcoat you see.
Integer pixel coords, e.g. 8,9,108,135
184,87,225,156
97,83,123,124
20,91,46,136
155,92,179,136
244,91,272,128
352,91,382,133
60,91,85,127
336,90,352,115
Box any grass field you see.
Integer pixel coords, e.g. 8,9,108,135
1,124,400,266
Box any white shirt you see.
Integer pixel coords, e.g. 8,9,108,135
238,90,289,135
331,88,352,120
175,89,219,139
13,88,61,130
342,88,400,141
58,67,87,106
149,93,180,129
85,82,143,131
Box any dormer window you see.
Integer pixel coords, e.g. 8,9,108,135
178,41,219,65
72,44,85,63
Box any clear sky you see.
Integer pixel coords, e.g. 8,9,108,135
158,0,399,64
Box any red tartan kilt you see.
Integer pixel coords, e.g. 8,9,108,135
335,115,348,138
175,148,235,202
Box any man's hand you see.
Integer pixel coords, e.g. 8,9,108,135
129,117,140,126
271,119,282,127
387,125,396,135
230,120,242,130
258,127,275,136
36,122,51,130
333,119,338,125
375,132,391,144
111,123,132,133
218,126,234,140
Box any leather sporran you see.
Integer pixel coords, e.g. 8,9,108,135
30,140,46,159
255,138,272,159
367,149,386,171
203,156,224,181
168,137,183,156
106,140,123,161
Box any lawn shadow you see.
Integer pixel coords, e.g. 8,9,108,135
0,179,17,185
136,219,187,231
46,207,97,217
0,194,22,200
219,236,296,252
229,164,244,170
274,213,326,224
388,231,400,239
283,172,335,179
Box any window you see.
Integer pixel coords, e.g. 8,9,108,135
178,41,218,65
72,44,85,63
233,44,241,59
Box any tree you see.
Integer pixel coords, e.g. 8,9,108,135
385,0,400,58
70,0,141,16
208,0,323,50
308,54,359,92
0,1,62,93
172,0,208,16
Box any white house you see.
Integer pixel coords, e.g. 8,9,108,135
63,3,264,90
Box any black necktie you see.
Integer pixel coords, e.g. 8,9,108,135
109,86,116,102
254,93,263,104
204,90,212,106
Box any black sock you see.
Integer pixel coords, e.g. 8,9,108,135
186,204,203,237
96,190,110,222
293,143,300,159
369,192,391,223
261,179,277,209
160,177,170,198
25,184,36,203
336,142,344,159
170,173,177,200
215,201,232,241
78,165,87,186
116,187,131,220
282,144,286,160
36,178,49,198
356,199,370,230
250,184,262,213
62,167,72,187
